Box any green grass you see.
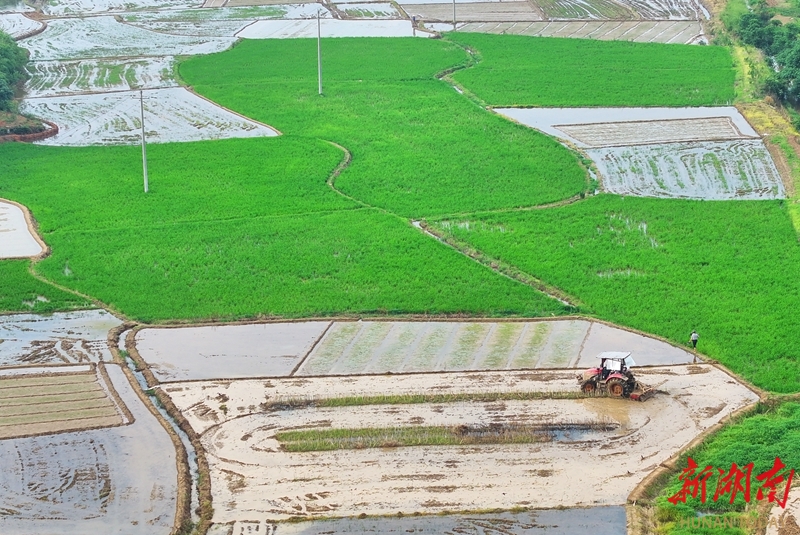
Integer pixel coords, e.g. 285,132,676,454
655,402,800,534
0,260,91,314
180,38,588,218
447,34,736,107
275,423,558,452
0,138,563,321
428,196,800,392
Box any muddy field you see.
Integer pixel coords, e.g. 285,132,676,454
0,364,178,534
158,363,757,527
443,20,703,43
0,310,122,367
216,506,627,534
0,365,125,439
0,200,44,259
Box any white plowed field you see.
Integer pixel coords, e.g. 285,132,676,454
25,57,177,97
0,364,178,535
159,364,757,525
0,310,122,367
237,18,417,37
496,107,784,200
23,16,236,60
21,87,278,146
0,200,44,259
0,13,43,38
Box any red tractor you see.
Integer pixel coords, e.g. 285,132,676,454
577,351,654,401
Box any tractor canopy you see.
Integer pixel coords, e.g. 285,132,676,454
596,351,636,370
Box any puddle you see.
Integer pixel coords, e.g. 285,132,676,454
228,507,627,534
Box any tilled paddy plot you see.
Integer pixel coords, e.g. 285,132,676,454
159,364,758,526
496,107,785,200
0,310,122,367
0,365,125,439
447,20,704,43
134,319,692,381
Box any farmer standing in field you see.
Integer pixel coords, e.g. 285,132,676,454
690,330,699,349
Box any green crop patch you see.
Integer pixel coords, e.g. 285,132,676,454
181,38,588,218
0,260,91,314
34,207,563,322
447,33,736,107
429,197,800,392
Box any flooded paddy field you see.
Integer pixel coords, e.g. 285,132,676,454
133,319,693,382
0,13,42,38
0,200,44,259
22,87,278,146
0,364,178,534
157,364,757,527
496,106,784,200
135,321,330,382
431,20,704,42
0,310,121,367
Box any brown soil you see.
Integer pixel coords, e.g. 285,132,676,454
0,111,45,136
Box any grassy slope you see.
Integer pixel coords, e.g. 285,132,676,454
180,38,587,218
448,33,736,107
0,136,564,322
429,197,800,392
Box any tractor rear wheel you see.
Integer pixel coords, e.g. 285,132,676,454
606,378,625,398
580,380,597,394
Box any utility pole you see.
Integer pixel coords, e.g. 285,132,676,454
453,0,456,30
139,89,149,193
317,10,323,95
